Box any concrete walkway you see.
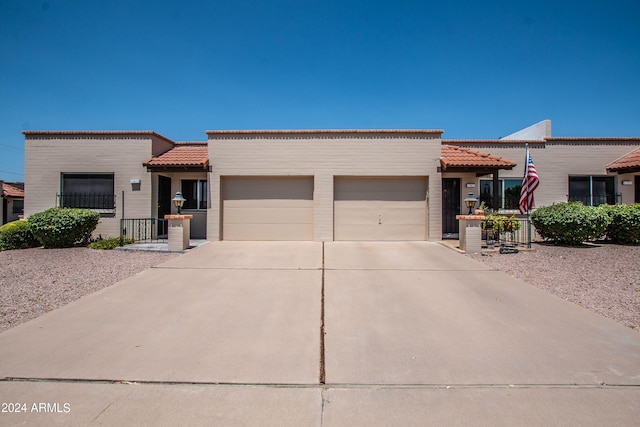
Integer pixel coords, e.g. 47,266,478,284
1,241,639,425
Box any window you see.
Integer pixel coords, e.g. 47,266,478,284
61,173,115,210
12,199,24,215
181,179,208,210
568,176,616,206
479,179,522,210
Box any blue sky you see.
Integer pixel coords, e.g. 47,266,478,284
1,0,639,182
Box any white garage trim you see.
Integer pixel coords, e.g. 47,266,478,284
222,176,314,240
334,176,428,241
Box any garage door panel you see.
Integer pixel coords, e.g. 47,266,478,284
224,205,313,224
223,224,312,241
222,176,314,241
335,178,426,201
336,224,425,241
334,201,426,224
334,177,427,241
223,177,313,199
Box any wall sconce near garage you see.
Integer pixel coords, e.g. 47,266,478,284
621,180,632,186
465,183,476,188
130,179,141,191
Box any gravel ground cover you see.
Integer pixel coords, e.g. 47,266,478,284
468,243,640,332
0,248,178,332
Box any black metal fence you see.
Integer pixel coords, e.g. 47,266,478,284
568,194,619,206
482,216,532,249
58,193,115,210
120,218,168,244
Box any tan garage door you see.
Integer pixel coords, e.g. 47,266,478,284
222,176,314,240
334,177,427,241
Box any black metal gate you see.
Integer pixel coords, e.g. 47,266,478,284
442,178,461,238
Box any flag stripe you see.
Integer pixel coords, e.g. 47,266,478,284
519,154,539,214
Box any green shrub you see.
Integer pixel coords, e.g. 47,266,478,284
531,202,611,245
88,236,134,250
0,220,41,250
28,208,100,249
601,204,640,244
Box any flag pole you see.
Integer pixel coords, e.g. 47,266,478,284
524,143,532,248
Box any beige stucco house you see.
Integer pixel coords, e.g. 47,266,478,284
22,121,640,242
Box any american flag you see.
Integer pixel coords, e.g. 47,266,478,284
519,152,540,214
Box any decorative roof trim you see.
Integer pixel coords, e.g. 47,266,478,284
22,130,176,145
546,137,640,142
443,139,545,144
207,129,443,135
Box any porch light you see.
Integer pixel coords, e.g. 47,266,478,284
172,191,186,214
464,192,478,215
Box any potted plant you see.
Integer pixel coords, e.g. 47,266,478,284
475,201,488,216
503,215,521,232
482,213,521,233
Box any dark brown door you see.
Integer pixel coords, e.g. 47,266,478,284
157,176,171,237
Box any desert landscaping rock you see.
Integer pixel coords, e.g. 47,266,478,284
468,243,640,331
0,247,177,332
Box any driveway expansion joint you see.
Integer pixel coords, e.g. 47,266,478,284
3,377,638,390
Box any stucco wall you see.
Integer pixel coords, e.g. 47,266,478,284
449,140,640,207
208,131,443,241
24,133,160,237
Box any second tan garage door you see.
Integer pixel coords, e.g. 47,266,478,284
222,176,314,240
334,177,427,241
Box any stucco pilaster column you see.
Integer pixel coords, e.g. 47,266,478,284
165,214,193,251
456,215,484,253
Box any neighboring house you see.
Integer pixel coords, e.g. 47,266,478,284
445,120,640,213
1,181,25,225
22,121,640,241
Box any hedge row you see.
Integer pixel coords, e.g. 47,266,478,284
531,202,640,245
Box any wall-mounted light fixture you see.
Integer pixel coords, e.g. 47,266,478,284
465,183,476,188
130,179,141,191
621,180,632,186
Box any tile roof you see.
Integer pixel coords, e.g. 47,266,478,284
606,148,640,172
2,182,24,198
143,143,209,170
440,145,516,170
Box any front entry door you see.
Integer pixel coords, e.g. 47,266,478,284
636,176,640,203
442,178,461,238
157,175,172,237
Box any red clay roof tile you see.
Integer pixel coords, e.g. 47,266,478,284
440,145,516,170
143,143,208,169
2,182,24,198
607,148,640,172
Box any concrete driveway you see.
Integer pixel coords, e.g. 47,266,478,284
1,241,639,426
